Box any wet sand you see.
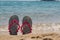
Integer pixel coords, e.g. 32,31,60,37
0,23,60,40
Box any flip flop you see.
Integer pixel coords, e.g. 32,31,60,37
21,16,32,34
8,15,20,35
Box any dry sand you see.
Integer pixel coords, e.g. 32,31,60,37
0,33,60,40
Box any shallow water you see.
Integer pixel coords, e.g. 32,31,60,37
0,1,60,26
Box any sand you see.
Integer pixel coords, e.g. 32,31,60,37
0,33,60,40
0,23,60,40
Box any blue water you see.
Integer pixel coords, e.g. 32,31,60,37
0,1,60,26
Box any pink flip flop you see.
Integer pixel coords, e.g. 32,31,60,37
21,16,32,34
8,15,20,35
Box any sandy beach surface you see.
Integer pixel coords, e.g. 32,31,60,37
0,23,60,40
0,33,60,40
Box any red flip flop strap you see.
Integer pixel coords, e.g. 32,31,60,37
8,19,20,32
16,23,20,32
21,21,32,34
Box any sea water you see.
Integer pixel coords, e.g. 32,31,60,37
0,1,60,26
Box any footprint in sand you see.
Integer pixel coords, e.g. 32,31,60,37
43,38,53,40
36,36,41,38
31,36,35,39
31,36,42,39
20,39,24,40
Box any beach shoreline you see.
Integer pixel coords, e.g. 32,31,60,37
0,23,60,35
